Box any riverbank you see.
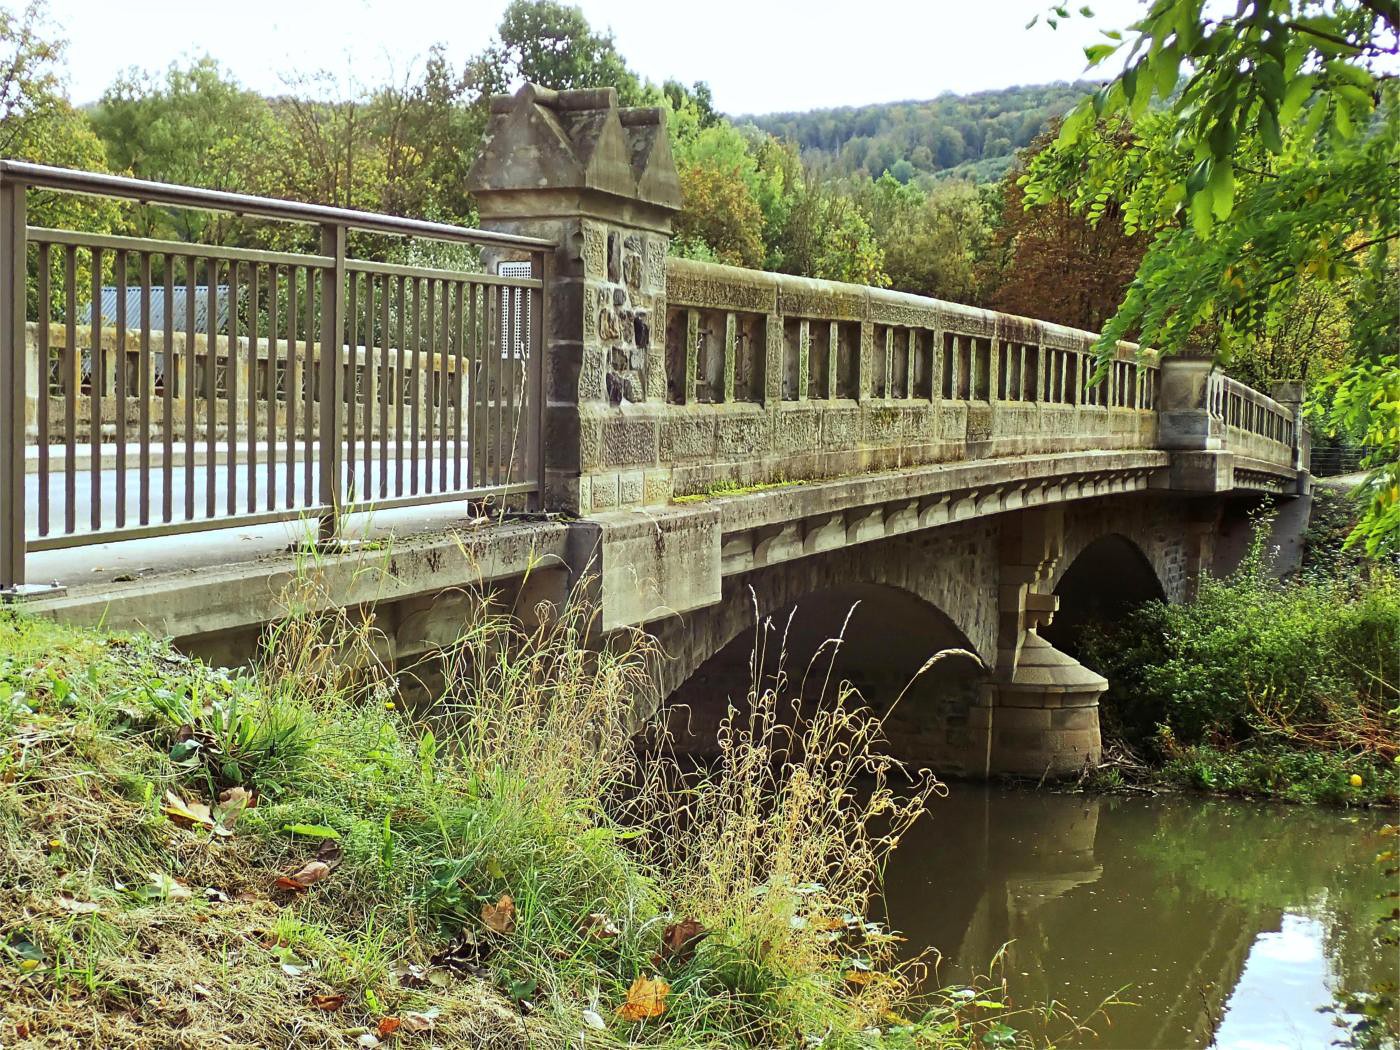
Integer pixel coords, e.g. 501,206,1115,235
1070,491,1400,808
0,592,1036,1050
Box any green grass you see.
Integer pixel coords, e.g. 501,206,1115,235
0,579,1040,1048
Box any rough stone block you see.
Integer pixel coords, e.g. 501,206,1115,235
716,413,771,457
619,470,644,505
643,470,672,505
602,417,658,467
660,415,716,460
590,472,620,511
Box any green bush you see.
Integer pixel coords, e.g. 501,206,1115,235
1075,531,1400,804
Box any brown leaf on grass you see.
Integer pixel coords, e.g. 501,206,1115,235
401,1009,438,1033
54,893,100,915
655,918,707,966
616,974,670,1021
481,893,515,934
376,1016,402,1037
309,994,345,1011
390,961,429,988
214,787,254,831
163,790,214,830
273,841,343,893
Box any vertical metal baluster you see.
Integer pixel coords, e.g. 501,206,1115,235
162,257,174,522
438,279,450,493
35,243,48,537
205,263,217,518
438,278,450,492
452,281,463,490
226,259,238,518
509,281,520,484
284,266,298,508
113,251,126,528
379,274,390,499
138,251,152,526
90,247,104,531
346,268,358,504
423,279,435,494
303,264,314,506
529,263,545,500
316,226,344,540
266,265,278,511
247,263,258,514
410,276,422,496
394,276,406,496
466,283,479,489
362,273,373,499
183,256,195,520
491,284,504,488
0,184,22,584
62,246,76,533
245,263,259,515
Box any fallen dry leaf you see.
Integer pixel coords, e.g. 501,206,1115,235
391,961,428,988
401,1009,438,1033
310,993,345,1011
481,893,515,934
616,974,670,1021
163,790,214,830
376,1016,402,1037
274,841,342,893
55,893,100,915
655,918,707,966
214,787,253,831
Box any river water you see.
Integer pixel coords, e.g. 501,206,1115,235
880,785,1397,1049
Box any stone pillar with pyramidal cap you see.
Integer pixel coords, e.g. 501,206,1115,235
467,83,682,514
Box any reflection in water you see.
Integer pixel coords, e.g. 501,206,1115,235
880,785,1394,1050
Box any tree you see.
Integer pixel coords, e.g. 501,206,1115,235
982,125,1145,330
859,173,991,303
1025,1,1399,553
673,159,764,267
90,58,284,241
487,0,649,105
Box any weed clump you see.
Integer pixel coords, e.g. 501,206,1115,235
0,566,1030,1048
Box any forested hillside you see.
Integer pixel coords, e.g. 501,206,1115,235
745,81,1100,185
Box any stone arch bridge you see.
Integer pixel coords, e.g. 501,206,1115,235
18,85,1310,777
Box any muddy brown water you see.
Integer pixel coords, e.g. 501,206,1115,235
879,785,1397,1050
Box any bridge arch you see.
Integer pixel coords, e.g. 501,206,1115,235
650,540,993,774
1044,531,1167,653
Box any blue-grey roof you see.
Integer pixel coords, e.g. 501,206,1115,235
85,285,230,334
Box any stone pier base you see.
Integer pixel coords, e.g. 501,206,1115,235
986,631,1105,777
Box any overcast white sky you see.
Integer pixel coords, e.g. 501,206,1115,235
46,0,1143,113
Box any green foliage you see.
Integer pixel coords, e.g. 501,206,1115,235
1025,1,1400,548
489,0,650,106
748,81,1100,183
1075,529,1400,805
856,174,991,302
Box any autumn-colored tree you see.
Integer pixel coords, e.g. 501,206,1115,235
673,160,765,268
980,126,1145,332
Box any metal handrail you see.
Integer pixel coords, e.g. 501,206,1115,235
0,161,554,251
0,163,551,591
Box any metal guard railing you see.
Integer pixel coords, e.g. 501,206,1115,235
0,161,553,589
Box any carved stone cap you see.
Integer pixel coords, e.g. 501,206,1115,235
468,83,682,214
